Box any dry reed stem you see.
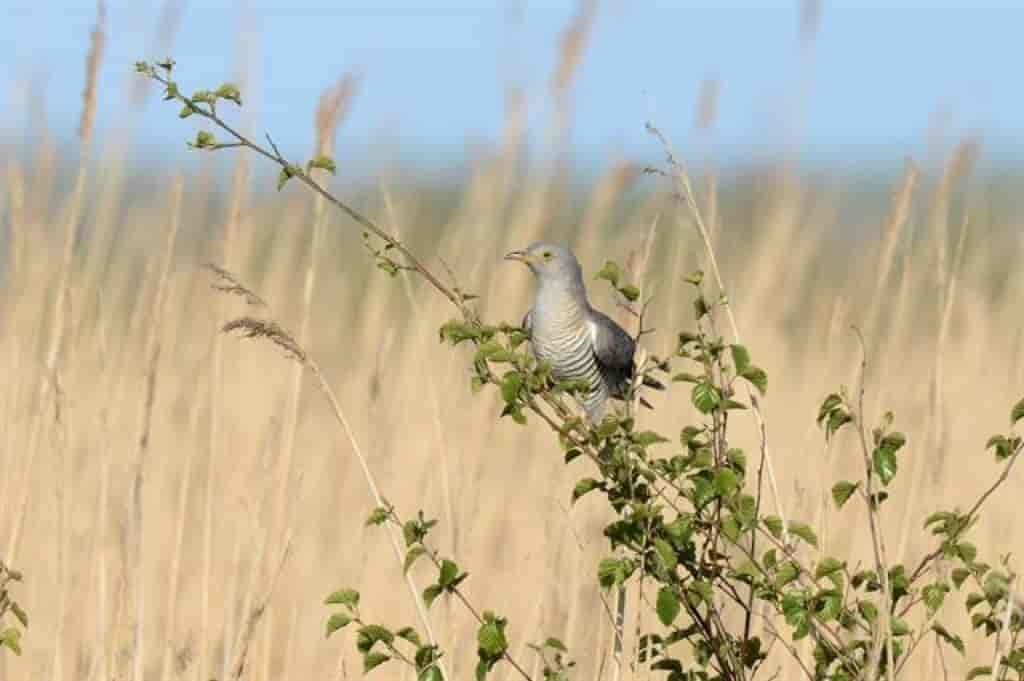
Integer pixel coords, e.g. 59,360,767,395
78,1,106,141
4,0,105,569
229,531,293,680
158,392,200,681
864,160,919,347
799,0,822,48
130,174,183,681
259,73,360,679
50,366,73,681
212,269,445,669
895,207,969,565
551,0,597,101
380,183,456,654
4,159,25,284
201,154,248,681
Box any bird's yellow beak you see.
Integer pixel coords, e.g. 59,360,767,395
504,249,533,264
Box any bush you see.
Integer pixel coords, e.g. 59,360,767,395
135,59,1024,681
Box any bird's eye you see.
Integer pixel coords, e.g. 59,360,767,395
542,251,552,259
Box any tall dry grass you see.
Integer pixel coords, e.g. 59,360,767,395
3,4,1024,681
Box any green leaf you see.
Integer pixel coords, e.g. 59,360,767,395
691,381,720,414
815,557,844,580
277,165,296,191
363,652,391,673
324,588,360,608
721,515,742,542
817,394,843,424
178,103,194,118
419,666,444,681
880,431,907,452
933,623,965,655
307,154,337,175
740,366,767,395
967,666,991,680
366,506,390,526
713,468,739,496
162,81,179,100
477,621,508,657
439,319,483,345
788,522,819,548
774,561,799,588
693,296,710,319
763,515,783,539
0,627,22,655
817,590,843,622
831,481,859,509
215,82,242,105
653,538,677,572
357,624,395,649
923,583,948,613
631,430,668,446
825,409,852,440
665,515,694,545
439,559,460,588
687,580,713,605
598,558,633,589
857,600,879,623
423,584,444,608
684,270,704,286
192,130,216,149
1012,397,1024,426
500,372,523,404
730,344,751,373
404,546,427,573
873,447,898,486
594,261,622,287
325,613,352,638
781,591,810,639
572,478,602,503
656,586,681,626
891,618,911,636
543,637,568,652
619,284,640,302
396,626,421,646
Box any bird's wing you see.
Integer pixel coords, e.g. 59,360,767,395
587,309,636,398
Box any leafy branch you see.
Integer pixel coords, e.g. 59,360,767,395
135,59,471,312
0,562,27,656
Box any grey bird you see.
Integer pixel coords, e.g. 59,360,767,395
505,242,664,421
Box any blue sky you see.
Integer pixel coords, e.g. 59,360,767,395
3,1,1022,169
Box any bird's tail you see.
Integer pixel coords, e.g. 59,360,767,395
642,375,666,391
638,374,666,410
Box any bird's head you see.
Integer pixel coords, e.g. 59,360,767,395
504,242,583,286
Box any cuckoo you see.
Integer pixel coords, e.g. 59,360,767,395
505,242,663,421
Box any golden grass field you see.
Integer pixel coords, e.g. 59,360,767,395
3,3,1024,680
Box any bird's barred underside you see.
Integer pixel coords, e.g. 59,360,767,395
534,327,607,418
